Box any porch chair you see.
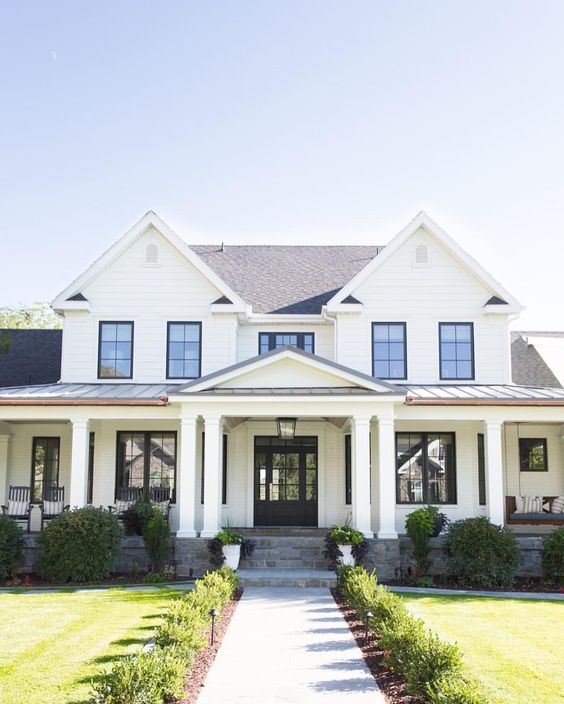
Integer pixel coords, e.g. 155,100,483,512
149,486,171,522
39,486,69,531
1,485,32,533
108,486,143,519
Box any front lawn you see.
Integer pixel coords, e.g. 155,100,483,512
400,593,564,704
0,587,181,704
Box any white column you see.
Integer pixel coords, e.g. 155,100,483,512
352,415,372,537
485,420,505,525
0,434,10,507
201,415,222,538
377,415,398,539
69,418,90,508
177,415,198,537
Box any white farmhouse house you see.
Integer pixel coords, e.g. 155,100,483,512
1,211,562,577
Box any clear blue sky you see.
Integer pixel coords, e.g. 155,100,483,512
1,1,563,329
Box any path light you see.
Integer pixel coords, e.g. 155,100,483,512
363,610,373,645
209,608,218,645
276,417,297,440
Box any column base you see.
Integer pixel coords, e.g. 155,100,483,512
176,530,197,538
199,530,219,538
377,530,399,539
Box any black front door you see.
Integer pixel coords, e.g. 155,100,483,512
254,436,318,526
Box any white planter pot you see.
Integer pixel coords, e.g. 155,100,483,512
223,544,241,571
338,544,355,566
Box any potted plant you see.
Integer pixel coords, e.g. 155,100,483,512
323,522,367,567
207,528,255,570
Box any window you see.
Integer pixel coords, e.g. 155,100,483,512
98,322,134,379
477,433,486,506
201,433,228,504
372,323,407,379
519,438,548,472
258,332,314,354
87,432,95,504
396,432,456,504
439,323,474,380
167,322,202,379
31,437,60,502
345,434,352,505
116,432,176,501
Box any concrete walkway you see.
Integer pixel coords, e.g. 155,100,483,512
197,587,385,704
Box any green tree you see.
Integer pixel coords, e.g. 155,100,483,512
0,303,62,329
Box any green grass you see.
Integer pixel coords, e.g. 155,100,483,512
400,593,564,704
0,587,181,704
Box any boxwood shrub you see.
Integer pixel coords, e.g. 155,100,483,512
37,506,122,583
0,514,25,580
541,527,564,583
446,516,519,588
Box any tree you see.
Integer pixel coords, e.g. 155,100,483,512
0,303,61,329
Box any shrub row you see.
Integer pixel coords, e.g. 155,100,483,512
337,565,488,704
92,567,238,704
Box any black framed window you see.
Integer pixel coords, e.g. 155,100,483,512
167,322,202,379
519,438,548,472
345,434,352,505
396,432,456,504
477,433,486,506
439,323,474,380
201,433,228,505
98,322,134,379
116,431,176,501
372,323,407,379
87,432,95,504
258,332,314,354
31,437,60,502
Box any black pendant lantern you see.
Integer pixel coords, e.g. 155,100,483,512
276,417,297,440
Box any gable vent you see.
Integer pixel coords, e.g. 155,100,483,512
145,243,159,265
415,244,428,265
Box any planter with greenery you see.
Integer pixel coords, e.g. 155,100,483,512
0,514,24,581
324,523,368,567
404,505,445,579
207,528,255,570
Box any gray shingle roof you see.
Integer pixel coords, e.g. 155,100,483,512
511,332,561,388
190,245,382,314
0,329,62,387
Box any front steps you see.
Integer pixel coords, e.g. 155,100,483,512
238,568,337,588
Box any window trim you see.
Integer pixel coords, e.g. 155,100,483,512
258,332,315,355
438,322,475,381
518,437,548,472
115,430,177,503
371,322,408,380
344,434,352,505
97,321,134,380
477,433,486,506
166,321,202,380
87,431,95,504
30,436,61,503
395,431,457,505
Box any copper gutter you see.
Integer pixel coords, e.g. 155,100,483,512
0,397,169,407
405,397,564,407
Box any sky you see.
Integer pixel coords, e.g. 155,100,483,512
0,1,563,329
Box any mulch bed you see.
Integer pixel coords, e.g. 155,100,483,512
179,588,243,704
331,588,423,704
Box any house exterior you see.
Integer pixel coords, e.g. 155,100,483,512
1,211,562,575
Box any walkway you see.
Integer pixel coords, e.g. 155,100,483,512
197,587,385,704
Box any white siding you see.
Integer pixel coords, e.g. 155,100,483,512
336,227,512,384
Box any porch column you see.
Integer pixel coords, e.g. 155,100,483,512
0,434,10,507
69,418,90,508
352,415,372,537
485,420,504,525
377,415,398,539
201,415,222,538
177,415,198,537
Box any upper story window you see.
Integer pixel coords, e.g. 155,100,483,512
439,322,474,380
372,323,407,379
167,322,202,379
258,332,314,355
98,322,134,379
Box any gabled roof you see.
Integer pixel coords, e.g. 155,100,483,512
0,329,62,387
511,332,563,387
327,211,523,313
52,212,247,312
172,346,406,395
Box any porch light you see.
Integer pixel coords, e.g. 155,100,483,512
276,417,297,440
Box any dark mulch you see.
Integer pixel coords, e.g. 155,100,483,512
179,588,243,704
331,588,423,704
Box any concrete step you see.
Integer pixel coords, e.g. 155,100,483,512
242,558,329,570
237,568,337,588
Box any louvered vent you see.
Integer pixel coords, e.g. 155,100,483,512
415,244,428,265
146,244,158,264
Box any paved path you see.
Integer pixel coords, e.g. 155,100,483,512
389,585,564,601
197,587,385,704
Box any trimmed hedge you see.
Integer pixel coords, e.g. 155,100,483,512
0,514,24,580
92,567,238,704
38,507,122,583
337,566,488,704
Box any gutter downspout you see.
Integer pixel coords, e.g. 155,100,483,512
322,305,338,363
